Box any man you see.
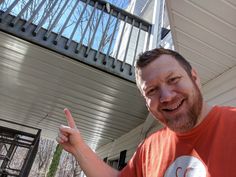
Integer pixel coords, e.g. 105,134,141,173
57,48,236,177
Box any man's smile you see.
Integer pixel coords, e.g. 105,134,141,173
161,99,185,113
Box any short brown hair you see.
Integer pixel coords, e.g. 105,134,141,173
135,48,192,80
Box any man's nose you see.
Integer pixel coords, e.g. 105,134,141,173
159,87,175,103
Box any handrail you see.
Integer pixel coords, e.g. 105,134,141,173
0,0,153,81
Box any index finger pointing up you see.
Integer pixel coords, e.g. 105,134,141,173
64,108,76,128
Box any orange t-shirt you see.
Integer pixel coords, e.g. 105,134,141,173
119,106,236,177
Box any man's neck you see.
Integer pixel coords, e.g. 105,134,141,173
196,102,212,127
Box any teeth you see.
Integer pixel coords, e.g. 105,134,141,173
164,101,182,110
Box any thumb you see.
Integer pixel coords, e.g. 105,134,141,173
59,125,74,135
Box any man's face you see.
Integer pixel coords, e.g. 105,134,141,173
137,55,203,133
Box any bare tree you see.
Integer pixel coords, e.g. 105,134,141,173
56,151,81,177
62,0,130,54
71,157,82,177
29,138,56,177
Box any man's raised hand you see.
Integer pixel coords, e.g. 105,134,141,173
57,108,83,155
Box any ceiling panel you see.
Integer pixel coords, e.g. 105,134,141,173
166,0,236,85
0,31,148,150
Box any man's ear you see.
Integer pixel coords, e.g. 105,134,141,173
191,68,201,88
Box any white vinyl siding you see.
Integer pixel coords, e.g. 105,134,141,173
203,65,236,107
96,124,143,162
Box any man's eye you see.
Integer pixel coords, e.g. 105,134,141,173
146,88,157,96
169,77,180,84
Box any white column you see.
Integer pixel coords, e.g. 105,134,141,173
148,0,165,49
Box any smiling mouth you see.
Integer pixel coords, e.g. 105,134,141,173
162,99,185,112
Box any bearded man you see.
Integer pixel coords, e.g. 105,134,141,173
57,48,236,177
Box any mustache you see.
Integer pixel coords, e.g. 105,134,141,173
159,96,185,109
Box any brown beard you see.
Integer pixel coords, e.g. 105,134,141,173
165,79,203,133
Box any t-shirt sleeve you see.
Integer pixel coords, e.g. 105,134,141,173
118,145,143,177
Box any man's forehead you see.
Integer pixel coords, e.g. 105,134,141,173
135,55,184,83
138,62,181,78
138,69,176,84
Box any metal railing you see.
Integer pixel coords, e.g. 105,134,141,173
0,0,152,81
0,118,41,177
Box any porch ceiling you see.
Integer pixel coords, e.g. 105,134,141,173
166,0,236,85
0,31,148,150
